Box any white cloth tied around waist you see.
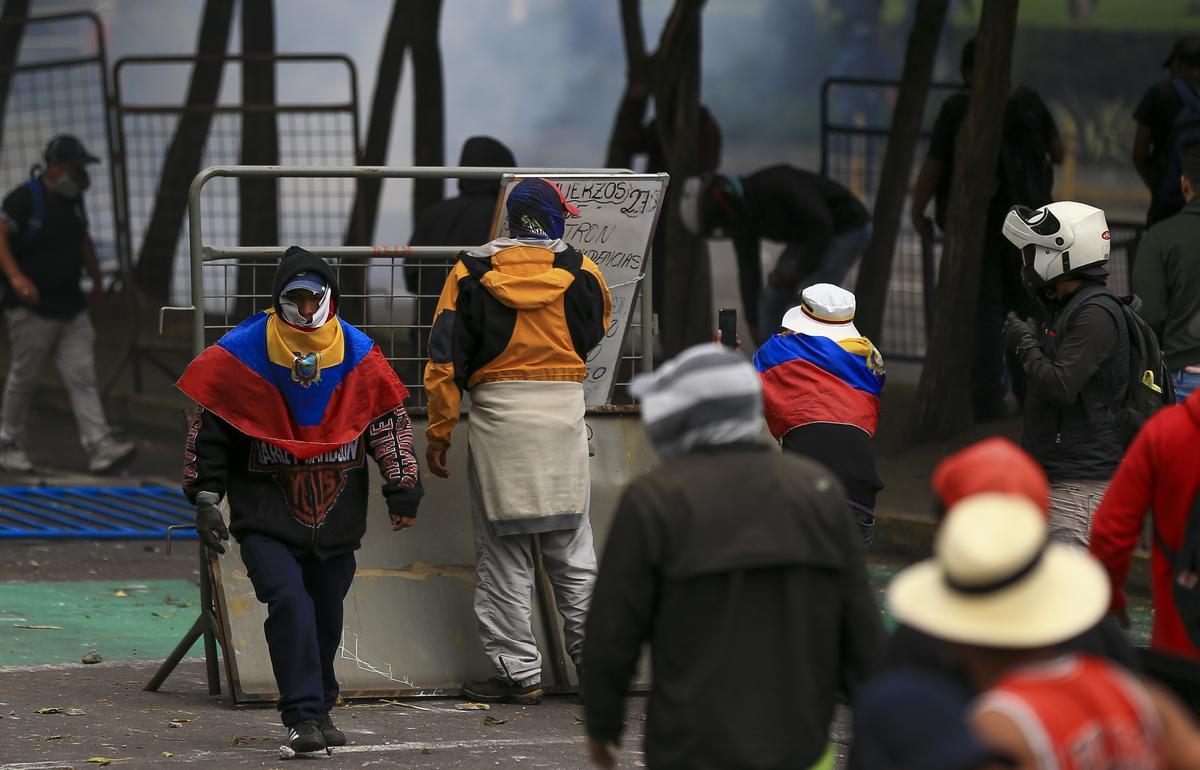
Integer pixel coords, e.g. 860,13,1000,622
467,381,589,535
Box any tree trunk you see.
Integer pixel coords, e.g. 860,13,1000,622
341,0,409,323
409,0,445,223
904,0,1019,444
236,0,279,320
133,0,234,305
604,0,650,169
0,0,31,151
852,0,949,342
651,0,710,356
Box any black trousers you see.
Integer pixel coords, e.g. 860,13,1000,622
239,534,357,726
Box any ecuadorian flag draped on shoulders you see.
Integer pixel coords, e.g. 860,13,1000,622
177,247,408,460
752,332,885,441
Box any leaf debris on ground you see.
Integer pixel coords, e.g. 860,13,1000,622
453,702,490,711
572,716,585,726
483,716,507,725
86,759,131,766
382,699,434,712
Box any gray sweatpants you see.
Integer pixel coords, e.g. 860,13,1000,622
468,449,597,686
1048,479,1110,548
0,307,112,451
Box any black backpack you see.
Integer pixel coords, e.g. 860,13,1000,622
1065,291,1175,445
1154,491,1200,650
1156,79,1200,212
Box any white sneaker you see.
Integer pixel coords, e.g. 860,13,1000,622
0,443,33,473
89,439,136,474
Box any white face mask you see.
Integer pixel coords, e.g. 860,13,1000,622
280,287,332,328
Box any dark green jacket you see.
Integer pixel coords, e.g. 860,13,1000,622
1134,196,1200,369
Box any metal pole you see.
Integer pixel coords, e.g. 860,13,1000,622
641,250,654,371
188,167,218,355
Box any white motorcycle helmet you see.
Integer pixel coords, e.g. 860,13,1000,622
1001,201,1111,300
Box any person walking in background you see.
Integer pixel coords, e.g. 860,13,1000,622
753,283,885,547
1002,202,1129,546
424,178,610,705
911,37,1063,422
1133,34,1200,227
0,134,135,474
1132,142,1200,401
679,165,871,343
177,246,423,755
584,344,882,770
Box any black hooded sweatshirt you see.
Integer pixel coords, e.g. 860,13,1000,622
406,137,516,326
183,247,423,559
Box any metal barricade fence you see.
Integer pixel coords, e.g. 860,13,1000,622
184,166,652,408
114,55,362,309
821,77,1147,357
0,11,124,286
821,77,961,360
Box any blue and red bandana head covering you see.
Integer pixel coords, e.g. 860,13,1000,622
506,178,580,240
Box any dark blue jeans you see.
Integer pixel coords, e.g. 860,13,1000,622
239,534,356,726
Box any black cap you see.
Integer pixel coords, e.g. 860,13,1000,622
1163,34,1200,68
43,134,100,166
272,246,340,316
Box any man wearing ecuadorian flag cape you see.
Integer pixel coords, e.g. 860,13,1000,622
753,283,885,547
177,246,423,755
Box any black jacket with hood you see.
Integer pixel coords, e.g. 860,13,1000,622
406,137,516,325
183,248,423,559
583,443,882,770
1020,282,1130,481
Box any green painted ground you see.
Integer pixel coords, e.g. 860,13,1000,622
0,571,1155,668
0,580,201,666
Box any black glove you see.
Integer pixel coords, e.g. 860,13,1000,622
195,503,229,554
1003,312,1039,361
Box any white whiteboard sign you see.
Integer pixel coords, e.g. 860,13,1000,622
491,174,668,405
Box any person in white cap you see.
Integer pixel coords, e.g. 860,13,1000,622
752,283,885,546
888,493,1200,769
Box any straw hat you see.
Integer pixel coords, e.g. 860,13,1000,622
781,283,861,341
888,493,1110,648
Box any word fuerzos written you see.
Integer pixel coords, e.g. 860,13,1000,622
559,179,658,218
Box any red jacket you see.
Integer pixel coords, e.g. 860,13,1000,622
1089,389,1200,660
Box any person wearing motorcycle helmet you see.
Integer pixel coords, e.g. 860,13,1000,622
1000,202,1129,547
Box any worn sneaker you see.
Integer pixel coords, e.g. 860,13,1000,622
88,439,136,474
286,720,327,753
462,676,543,705
0,442,33,473
317,711,347,747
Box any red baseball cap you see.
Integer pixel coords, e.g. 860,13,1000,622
931,437,1049,517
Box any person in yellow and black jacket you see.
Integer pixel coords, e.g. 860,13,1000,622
424,177,611,705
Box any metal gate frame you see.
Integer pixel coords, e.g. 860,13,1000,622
112,54,362,391
183,165,654,374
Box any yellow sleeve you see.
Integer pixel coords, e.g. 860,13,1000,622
423,264,466,450
582,256,613,337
